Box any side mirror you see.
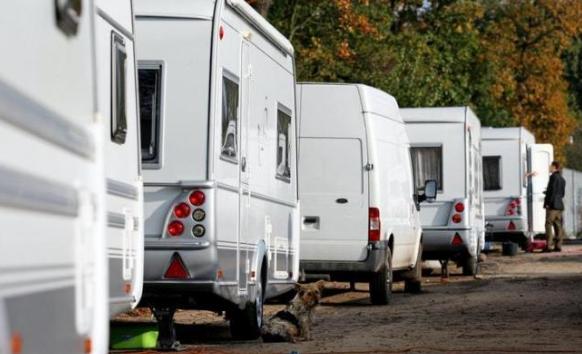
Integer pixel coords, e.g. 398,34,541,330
423,180,438,202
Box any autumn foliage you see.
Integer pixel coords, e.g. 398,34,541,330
249,0,582,164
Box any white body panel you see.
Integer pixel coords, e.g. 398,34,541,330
562,168,582,238
0,2,108,353
135,0,299,310
95,0,144,317
298,83,422,273
402,107,485,259
528,144,554,234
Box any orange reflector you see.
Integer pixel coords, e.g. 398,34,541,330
217,268,224,280
11,333,22,354
451,233,464,247
84,338,92,354
250,270,256,279
508,221,516,231
123,282,132,294
164,253,189,279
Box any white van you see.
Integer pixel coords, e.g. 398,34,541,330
134,0,299,346
94,0,144,317
402,107,485,275
0,2,109,353
481,127,553,248
563,168,582,238
297,83,435,304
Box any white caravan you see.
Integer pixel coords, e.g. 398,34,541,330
481,127,553,248
134,0,299,346
402,107,485,275
562,168,582,238
297,83,436,304
94,0,144,317
0,1,108,353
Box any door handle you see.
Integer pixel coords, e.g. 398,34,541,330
241,157,247,172
336,198,348,204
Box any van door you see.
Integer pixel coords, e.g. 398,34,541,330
528,144,554,234
238,39,251,294
299,137,369,262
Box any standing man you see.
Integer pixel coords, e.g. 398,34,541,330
544,161,566,252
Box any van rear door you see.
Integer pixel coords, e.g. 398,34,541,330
528,144,554,234
299,137,368,262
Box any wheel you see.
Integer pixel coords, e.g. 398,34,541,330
230,280,264,340
369,248,393,305
404,243,423,294
462,254,479,276
502,242,519,256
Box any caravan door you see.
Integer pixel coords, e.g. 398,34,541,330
238,39,251,294
528,144,554,234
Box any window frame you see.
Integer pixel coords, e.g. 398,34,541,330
483,155,503,191
410,145,444,192
111,32,128,145
219,70,240,164
138,60,165,169
275,103,293,183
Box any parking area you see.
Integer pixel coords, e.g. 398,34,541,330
113,243,582,354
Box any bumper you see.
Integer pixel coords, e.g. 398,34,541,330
485,216,526,233
422,228,471,260
300,242,387,282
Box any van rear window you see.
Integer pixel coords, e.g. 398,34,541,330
276,107,292,182
483,156,502,191
221,76,239,161
410,146,443,191
138,64,162,163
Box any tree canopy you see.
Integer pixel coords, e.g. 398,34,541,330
249,0,582,164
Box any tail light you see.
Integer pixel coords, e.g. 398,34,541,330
451,233,464,247
189,190,206,206
164,253,189,279
454,202,465,213
505,198,521,216
508,221,516,231
167,220,184,237
369,207,381,242
451,213,462,224
174,203,191,218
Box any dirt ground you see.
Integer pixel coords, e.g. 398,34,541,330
114,243,582,354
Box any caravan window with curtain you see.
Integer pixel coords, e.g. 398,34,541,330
410,146,443,191
483,156,502,191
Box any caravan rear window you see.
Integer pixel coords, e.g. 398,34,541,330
483,156,502,191
138,63,162,163
410,146,443,191
221,75,239,161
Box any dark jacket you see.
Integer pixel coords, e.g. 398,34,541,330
544,171,566,210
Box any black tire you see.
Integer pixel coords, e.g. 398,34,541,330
369,248,393,305
404,243,423,294
502,242,519,256
462,254,479,276
230,280,264,340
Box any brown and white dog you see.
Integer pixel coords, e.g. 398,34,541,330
261,280,325,342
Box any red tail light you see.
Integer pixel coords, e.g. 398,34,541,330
505,198,521,216
451,233,464,247
454,202,465,213
508,221,516,231
189,190,206,206
164,253,189,279
174,203,191,218
369,207,381,242
451,213,462,224
167,220,184,237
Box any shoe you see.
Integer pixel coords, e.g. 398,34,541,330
542,248,553,253
554,248,562,252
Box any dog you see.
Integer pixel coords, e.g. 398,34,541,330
261,280,325,343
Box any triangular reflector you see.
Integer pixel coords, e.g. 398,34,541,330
451,233,464,247
508,221,516,231
164,253,189,279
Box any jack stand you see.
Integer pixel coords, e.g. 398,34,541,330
439,259,449,280
152,307,179,351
